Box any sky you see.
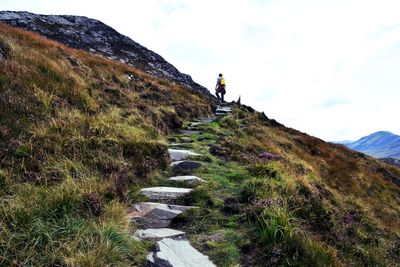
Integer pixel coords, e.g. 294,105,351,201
1,0,400,141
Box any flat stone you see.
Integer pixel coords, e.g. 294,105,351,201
180,130,201,135
189,122,203,127
170,160,202,174
169,149,201,161
140,187,192,200
135,210,176,228
129,202,195,228
169,143,194,149
216,106,232,113
150,238,216,267
168,175,204,185
215,112,227,116
199,117,215,123
135,228,185,240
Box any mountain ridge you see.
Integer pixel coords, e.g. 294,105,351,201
338,131,400,159
0,10,210,95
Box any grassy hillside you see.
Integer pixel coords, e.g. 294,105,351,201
1,23,399,266
174,110,400,266
0,23,213,266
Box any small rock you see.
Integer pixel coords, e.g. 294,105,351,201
168,175,205,185
140,187,193,200
202,231,224,244
171,160,202,174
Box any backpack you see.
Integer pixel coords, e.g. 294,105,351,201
220,77,226,86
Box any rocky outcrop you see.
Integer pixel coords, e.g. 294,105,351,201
0,11,210,95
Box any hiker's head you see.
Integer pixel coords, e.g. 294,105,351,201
219,73,223,77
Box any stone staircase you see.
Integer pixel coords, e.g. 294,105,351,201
128,105,232,267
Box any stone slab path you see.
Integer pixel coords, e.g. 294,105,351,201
168,149,201,161
215,106,232,113
170,160,202,174
130,202,195,228
140,187,193,201
135,228,185,240
129,112,232,266
147,238,216,267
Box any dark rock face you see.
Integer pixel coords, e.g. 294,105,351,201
0,11,210,95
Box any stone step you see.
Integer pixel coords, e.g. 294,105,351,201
215,112,228,116
147,238,216,267
129,202,195,228
189,122,203,128
168,149,201,161
170,160,202,174
140,187,192,200
168,175,204,185
216,106,232,113
135,228,185,240
199,117,215,123
169,143,194,149
180,130,201,135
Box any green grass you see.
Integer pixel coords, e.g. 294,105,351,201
0,23,213,266
163,106,400,267
1,22,400,267
0,178,147,266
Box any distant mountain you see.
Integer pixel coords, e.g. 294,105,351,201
0,11,210,95
338,131,400,159
380,158,400,168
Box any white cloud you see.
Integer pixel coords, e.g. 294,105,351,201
1,0,400,140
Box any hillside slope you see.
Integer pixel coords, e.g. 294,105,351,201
0,11,210,95
342,131,400,159
1,23,399,266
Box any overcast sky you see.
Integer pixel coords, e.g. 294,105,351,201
1,0,400,141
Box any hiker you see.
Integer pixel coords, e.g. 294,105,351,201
215,73,226,103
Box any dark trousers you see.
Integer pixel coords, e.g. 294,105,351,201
216,86,226,103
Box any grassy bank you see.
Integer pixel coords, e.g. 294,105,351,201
0,23,212,266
